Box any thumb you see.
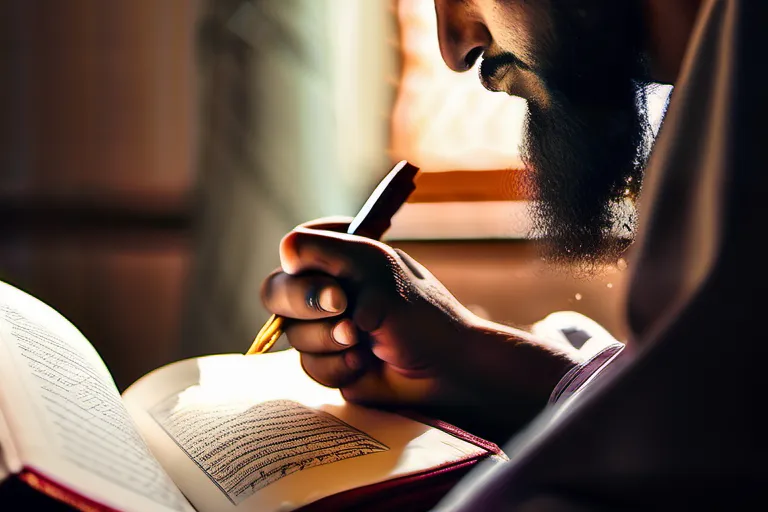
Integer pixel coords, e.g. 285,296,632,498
279,226,394,280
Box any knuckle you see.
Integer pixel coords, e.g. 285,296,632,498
278,232,301,274
285,321,312,349
284,320,337,353
282,230,334,273
360,240,399,271
260,269,282,306
283,324,303,350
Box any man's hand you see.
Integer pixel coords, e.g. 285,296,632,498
261,218,581,441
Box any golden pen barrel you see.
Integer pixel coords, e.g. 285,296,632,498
246,314,284,355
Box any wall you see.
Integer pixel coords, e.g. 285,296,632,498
0,0,198,390
393,241,629,341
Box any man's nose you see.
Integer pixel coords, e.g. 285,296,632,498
434,0,491,72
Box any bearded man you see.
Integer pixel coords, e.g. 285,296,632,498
261,1,768,508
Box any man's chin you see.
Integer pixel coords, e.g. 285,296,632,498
533,231,634,273
521,92,650,272
528,201,635,270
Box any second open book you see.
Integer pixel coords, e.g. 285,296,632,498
0,281,504,511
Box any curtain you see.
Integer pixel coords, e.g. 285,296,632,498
182,0,397,355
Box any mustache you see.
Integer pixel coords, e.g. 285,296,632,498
478,53,532,82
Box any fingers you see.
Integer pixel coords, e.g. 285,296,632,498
280,227,392,279
285,318,358,353
297,216,354,232
261,269,347,320
299,347,368,388
352,287,388,333
288,316,363,388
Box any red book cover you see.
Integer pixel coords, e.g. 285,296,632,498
1,468,116,512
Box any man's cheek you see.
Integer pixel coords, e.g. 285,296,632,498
486,0,554,67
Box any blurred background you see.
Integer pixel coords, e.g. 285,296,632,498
0,0,631,390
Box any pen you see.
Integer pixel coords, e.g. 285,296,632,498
245,160,420,355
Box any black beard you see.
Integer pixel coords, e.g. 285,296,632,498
522,86,653,269
520,1,654,269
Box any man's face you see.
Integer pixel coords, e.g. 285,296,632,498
435,0,655,266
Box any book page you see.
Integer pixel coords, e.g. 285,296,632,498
0,281,193,512
152,397,388,502
123,350,489,512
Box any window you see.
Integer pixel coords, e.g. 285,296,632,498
391,0,528,175
385,0,671,241
387,0,532,240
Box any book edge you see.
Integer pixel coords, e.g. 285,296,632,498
298,452,492,511
298,411,507,511
399,410,508,459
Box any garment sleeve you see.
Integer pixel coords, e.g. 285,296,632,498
548,343,624,405
528,311,625,405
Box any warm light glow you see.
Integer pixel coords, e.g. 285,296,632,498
391,0,527,172
171,351,346,416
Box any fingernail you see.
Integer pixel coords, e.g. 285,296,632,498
332,320,354,346
317,286,344,313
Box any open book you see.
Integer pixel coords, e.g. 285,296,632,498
0,281,504,511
